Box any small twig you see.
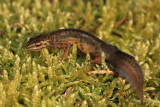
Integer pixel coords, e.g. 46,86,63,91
70,0,74,4
151,93,159,97
0,69,3,75
74,101,81,105
0,30,5,35
89,25,100,34
62,87,73,97
48,0,54,4
0,22,23,35
114,16,126,28
92,1,98,6
87,70,114,75
87,67,124,79
74,101,88,107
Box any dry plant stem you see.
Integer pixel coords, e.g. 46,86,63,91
88,68,123,78
62,87,88,107
48,0,53,4
88,70,114,75
62,87,73,97
151,93,159,97
74,101,81,104
0,69,3,75
0,22,23,35
89,25,100,33
88,69,130,86
74,101,88,107
114,16,126,28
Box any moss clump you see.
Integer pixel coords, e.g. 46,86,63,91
0,0,160,106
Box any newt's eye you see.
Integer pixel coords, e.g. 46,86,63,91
35,43,41,46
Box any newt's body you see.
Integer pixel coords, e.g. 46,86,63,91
26,29,143,103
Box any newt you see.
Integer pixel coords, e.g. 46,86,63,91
25,28,143,104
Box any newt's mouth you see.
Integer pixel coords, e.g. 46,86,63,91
25,43,42,51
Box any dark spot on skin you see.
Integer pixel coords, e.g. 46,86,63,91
91,41,95,46
73,35,78,39
80,44,84,50
95,47,99,52
138,75,141,79
79,37,83,43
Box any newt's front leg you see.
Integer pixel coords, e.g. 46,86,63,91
49,43,71,60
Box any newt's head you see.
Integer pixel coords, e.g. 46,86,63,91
26,36,50,51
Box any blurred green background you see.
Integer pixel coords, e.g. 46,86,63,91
0,0,160,106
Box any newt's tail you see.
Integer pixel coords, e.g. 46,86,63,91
111,50,143,104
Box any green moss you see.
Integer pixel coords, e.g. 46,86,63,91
0,0,160,106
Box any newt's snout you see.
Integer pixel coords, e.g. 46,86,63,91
26,38,50,51
110,50,143,104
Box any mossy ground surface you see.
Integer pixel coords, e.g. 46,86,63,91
0,0,160,106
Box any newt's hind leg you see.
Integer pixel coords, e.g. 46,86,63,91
50,43,71,60
89,52,101,65
87,52,101,69
93,52,101,64
88,53,119,76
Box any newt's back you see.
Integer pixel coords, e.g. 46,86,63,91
26,29,109,55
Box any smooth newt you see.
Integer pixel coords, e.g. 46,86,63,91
25,29,143,104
